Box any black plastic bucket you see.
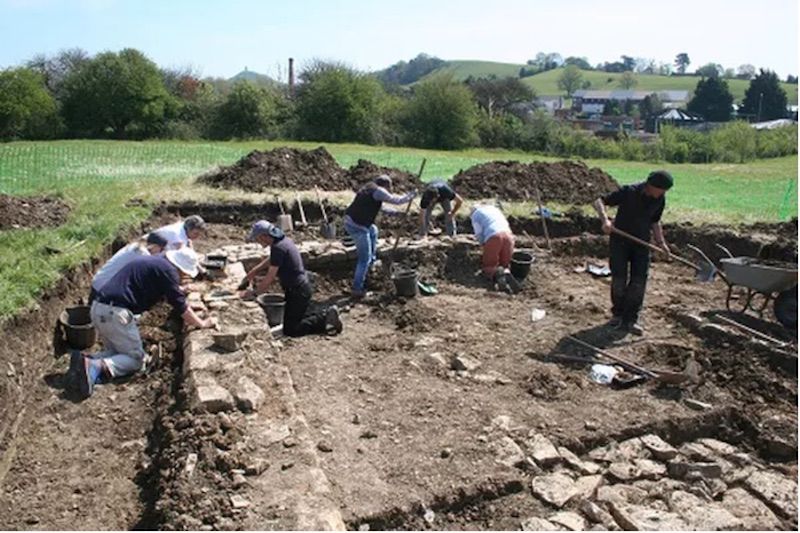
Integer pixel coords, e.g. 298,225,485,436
256,294,286,326
59,306,96,350
392,269,418,297
510,250,535,281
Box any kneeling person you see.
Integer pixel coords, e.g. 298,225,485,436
72,248,216,399
242,221,342,337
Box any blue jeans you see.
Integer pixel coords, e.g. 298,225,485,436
344,217,378,292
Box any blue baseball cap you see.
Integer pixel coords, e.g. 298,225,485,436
247,220,284,242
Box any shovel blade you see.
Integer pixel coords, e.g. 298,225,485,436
695,264,717,283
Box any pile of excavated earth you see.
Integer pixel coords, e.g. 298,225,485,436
0,195,797,530
0,194,70,230
198,147,423,192
198,147,621,205
451,160,620,204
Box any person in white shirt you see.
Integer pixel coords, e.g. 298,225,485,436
151,215,207,250
89,231,169,301
470,204,519,292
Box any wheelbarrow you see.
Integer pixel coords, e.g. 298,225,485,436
691,244,798,329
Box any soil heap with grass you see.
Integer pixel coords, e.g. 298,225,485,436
199,147,422,193
451,160,620,204
0,194,70,230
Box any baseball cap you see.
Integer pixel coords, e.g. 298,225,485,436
247,220,285,242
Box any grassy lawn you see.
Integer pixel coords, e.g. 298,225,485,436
0,139,796,319
423,61,799,105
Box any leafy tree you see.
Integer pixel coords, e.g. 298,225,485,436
687,77,733,121
26,48,89,100
526,52,563,72
564,56,592,70
618,71,638,89
674,53,691,74
212,81,279,139
60,48,173,138
466,76,534,118
0,67,60,139
736,64,756,80
378,53,445,86
403,75,478,149
786,74,798,84
557,65,584,97
695,63,722,79
295,63,386,143
723,68,736,79
740,69,788,121
621,56,636,72
638,94,663,118
603,100,623,116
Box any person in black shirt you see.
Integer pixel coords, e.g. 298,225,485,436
419,180,463,237
593,170,673,335
70,247,216,399
241,221,343,337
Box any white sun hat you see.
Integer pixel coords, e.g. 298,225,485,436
166,247,200,278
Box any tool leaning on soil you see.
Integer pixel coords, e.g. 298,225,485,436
566,335,689,385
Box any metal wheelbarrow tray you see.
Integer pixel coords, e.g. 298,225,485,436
719,257,798,324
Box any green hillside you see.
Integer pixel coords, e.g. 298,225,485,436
416,61,798,105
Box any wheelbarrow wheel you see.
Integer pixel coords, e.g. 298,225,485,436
774,288,797,330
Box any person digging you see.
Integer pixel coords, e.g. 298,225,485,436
239,221,343,337
470,204,521,294
418,179,463,237
69,247,216,399
343,174,417,299
593,170,673,336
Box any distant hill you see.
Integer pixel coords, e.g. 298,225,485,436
228,68,276,86
409,60,798,105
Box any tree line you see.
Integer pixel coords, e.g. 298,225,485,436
0,48,795,164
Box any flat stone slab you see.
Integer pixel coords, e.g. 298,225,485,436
195,382,234,413
745,469,798,518
531,473,577,508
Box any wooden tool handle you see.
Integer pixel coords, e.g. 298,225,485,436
533,186,552,251
315,187,329,224
296,194,308,225
611,226,700,271
566,335,657,378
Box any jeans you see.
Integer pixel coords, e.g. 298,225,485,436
283,281,327,337
609,235,651,323
344,217,378,292
421,200,456,236
89,301,146,378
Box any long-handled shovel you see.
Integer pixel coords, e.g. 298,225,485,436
566,335,689,385
384,158,427,275
610,226,717,282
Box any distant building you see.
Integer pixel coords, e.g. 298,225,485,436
533,96,565,114
646,108,705,133
572,90,690,114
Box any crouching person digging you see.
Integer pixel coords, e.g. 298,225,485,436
69,248,216,399
240,221,343,337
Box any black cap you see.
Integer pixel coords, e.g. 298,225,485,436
646,170,674,190
146,231,168,248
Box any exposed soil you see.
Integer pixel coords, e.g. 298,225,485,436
451,160,620,203
197,147,423,193
0,203,796,531
0,194,70,230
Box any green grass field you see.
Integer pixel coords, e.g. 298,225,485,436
0,139,796,319
423,61,799,105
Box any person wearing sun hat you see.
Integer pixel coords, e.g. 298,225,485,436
69,247,216,399
593,170,674,336
240,220,343,338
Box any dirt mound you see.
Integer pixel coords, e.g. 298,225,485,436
451,160,619,204
346,159,422,192
0,194,70,230
198,147,422,193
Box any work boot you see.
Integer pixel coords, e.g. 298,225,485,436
505,269,522,294
351,289,366,301
76,356,95,399
495,271,509,293
326,305,343,334
624,322,644,336
65,350,83,391
607,316,623,328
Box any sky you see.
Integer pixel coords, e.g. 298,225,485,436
0,0,797,80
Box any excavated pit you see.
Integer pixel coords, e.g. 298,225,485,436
0,202,796,530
